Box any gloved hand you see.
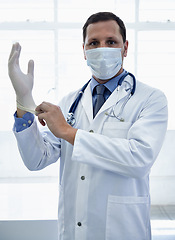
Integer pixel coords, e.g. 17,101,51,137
8,42,37,114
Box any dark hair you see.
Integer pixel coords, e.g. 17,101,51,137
83,12,126,43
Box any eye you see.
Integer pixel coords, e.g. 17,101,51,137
89,41,99,46
107,40,116,45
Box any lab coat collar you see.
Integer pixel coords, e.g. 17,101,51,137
81,82,94,124
96,83,128,117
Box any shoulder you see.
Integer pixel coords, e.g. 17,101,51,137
135,80,167,107
58,89,81,115
136,80,166,98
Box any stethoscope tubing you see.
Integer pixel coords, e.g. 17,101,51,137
69,80,90,114
67,72,136,126
118,72,136,95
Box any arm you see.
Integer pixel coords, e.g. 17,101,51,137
14,101,77,170
14,118,62,171
9,43,62,170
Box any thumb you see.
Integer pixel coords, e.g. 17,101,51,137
28,59,34,76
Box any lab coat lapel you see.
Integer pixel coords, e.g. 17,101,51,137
96,84,128,117
80,82,93,123
80,77,132,121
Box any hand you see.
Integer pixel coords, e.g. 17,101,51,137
36,102,77,145
8,42,36,113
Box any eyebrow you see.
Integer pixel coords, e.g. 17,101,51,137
106,36,119,40
88,38,98,41
88,37,116,41
107,37,115,39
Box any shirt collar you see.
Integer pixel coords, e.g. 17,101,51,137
90,69,127,94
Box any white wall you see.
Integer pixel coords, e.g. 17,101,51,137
0,220,58,240
150,130,175,205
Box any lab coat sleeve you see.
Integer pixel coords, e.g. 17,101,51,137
13,119,61,171
72,90,168,179
13,90,79,171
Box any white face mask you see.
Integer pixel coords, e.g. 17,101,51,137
85,47,122,80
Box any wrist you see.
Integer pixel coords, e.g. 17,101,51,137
16,96,37,114
17,108,28,118
61,125,78,145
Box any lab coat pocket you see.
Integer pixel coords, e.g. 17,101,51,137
106,195,149,240
102,122,132,138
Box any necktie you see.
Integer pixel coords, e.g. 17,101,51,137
93,84,106,117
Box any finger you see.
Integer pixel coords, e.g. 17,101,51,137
35,102,51,113
8,45,21,68
8,42,19,61
8,50,18,66
38,116,46,126
9,42,21,61
28,60,34,77
8,43,16,62
16,43,21,65
35,106,44,115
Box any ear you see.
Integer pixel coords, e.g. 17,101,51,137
123,40,129,57
82,43,87,60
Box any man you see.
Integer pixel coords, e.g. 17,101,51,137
8,12,168,240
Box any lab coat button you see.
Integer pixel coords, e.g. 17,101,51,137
77,222,82,227
23,123,27,127
28,120,32,124
81,176,85,180
89,130,94,133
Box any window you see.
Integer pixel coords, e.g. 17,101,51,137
139,0,175,22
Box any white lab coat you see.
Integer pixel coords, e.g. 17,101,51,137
14,75,168,240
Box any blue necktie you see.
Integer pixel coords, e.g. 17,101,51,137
93,84,106,117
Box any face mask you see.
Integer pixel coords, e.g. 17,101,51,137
85,47,122,80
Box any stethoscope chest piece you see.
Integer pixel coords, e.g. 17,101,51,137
67,112,76,126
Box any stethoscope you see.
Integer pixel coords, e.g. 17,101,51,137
66,72,136,126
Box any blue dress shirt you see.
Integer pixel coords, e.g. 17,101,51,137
14,111,34,132
90,69,127,107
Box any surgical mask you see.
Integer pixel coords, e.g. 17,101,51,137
85,47,122,80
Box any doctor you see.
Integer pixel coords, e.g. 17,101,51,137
8,12,168,240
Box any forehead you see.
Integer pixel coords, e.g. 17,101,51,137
85,20,121,40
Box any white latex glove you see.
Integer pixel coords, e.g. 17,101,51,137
8,42,37,114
